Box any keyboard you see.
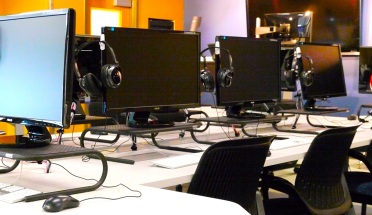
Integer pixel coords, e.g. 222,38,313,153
270,137,312,151
151,153,203,169
0,182,41,203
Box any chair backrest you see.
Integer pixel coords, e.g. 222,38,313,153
295,124,360,215
187,135,275,214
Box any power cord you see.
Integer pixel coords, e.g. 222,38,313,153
50,162,142,202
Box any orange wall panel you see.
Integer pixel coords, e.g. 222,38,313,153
138,0,184,30
0,0,86,34
86,0,131,33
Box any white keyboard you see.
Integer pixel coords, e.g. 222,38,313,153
151,153,203,169
270,137,312,151
0,183,41,203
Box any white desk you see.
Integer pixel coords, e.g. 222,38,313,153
0,184,248,214
0,115,368,214
0,153,248,214
78,116,368,189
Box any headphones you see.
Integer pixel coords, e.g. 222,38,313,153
74,40,122,97
299,53,314,87
283,47,314,87
283,50,297,88
199,46,234,88
200,55,215,91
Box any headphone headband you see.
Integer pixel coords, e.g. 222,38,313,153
74,40,122,97
200,46,233,70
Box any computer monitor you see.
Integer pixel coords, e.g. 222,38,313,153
298,42,347,110
101,27,201,127
358,46,372,94
248,0,360,52
210,36,281,118
74,35,101,101
148,18,174,31
262,11,312,45
0,9,76,147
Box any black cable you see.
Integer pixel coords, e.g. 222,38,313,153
50,162,142,202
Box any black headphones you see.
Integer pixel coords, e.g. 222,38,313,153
74,40,122,97
283,50,297,88
283,48,314,87
199,46,234,88
299,53,314,87
200,55,215,91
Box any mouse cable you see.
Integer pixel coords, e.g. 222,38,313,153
50,162,142,202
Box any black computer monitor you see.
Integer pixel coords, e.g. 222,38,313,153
358,46,372,94
263,11,312,45
74,35,101,100
248,0,360,52
210,36,281,118
101,27,201,127
0,9,76,147
298,42,347,110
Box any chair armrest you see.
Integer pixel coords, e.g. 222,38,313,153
264,175,298,198
348,149,372,172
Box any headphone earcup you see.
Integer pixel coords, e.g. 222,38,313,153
300,69,314,87
284,69,296,87
79,73,102,97
217,68,234,87
101,64,122,89
200,69,215,91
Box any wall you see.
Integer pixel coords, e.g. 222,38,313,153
138,0,184,30
184,0,248,52
86,0,132,34
0,0,86,34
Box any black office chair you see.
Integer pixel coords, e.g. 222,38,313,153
262,125,360,215
345,141,372,215
187,135,275,215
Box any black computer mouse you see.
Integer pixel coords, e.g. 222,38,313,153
347,114,357,121
42,195,80,212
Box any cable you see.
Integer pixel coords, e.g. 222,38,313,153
50,162,142,202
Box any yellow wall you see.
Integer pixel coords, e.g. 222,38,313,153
86,0,132,33
138,0,184,30
0,0,86,34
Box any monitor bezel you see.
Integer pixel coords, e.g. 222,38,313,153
214,36,282,107
101,27,201,114
0,9,75,129
298,42,347,101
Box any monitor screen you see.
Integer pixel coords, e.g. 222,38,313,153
0,9,75,147
358,46,372,94
263,11,312,44
211,36,281,118
248,0,360,52
298,42,347,110
101,27,201,126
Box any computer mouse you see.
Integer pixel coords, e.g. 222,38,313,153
42,195,80,212
347,114,357,121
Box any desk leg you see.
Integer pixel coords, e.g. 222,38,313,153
24,151,108,202
80,128,135,165
0,160,20,173
190,130,214,145
306,115,343,128
272,122,319,135
151,133,203,153
80,128,120,147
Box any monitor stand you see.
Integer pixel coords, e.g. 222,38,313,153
225,105,266,119
303,99,339,111
0,125,51,148
127,111,175,128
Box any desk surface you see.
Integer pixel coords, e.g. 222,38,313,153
0,184,248,215
0,115,368,214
